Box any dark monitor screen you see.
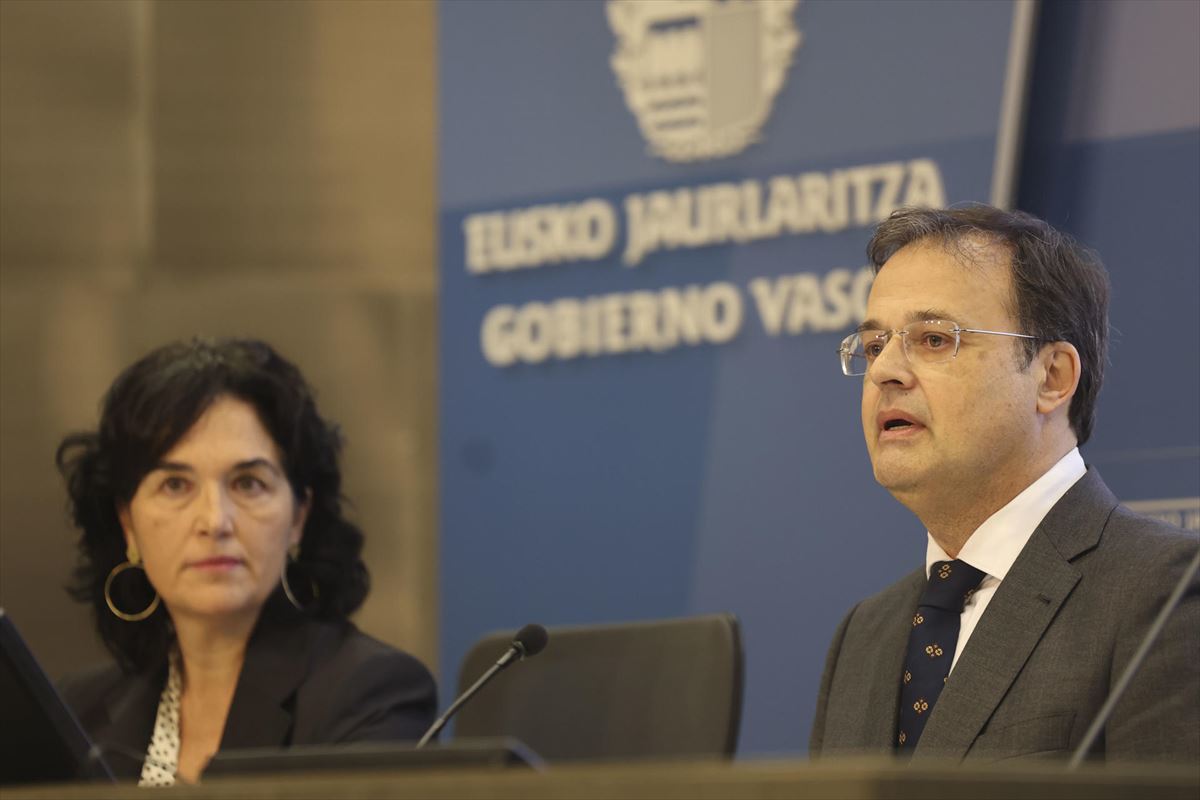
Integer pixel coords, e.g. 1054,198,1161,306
0,609,114,786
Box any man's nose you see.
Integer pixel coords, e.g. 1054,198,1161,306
195,483,235,537
868,334,916,388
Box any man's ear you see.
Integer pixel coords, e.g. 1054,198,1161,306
1036,341,1082,416
290,489,312,549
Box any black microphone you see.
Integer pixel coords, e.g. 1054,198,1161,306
1067,543,1200,769
416,623,548,749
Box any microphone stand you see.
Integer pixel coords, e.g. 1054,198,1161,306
416,627,545,749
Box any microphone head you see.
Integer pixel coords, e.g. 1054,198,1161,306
513,623,548,658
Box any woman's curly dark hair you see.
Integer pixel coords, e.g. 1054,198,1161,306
56,337,369,673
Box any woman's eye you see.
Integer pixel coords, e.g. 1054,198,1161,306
233,474,267,494
161,475,190,495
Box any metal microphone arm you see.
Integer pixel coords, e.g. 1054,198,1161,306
1067,543,1200,769
416,629,544,749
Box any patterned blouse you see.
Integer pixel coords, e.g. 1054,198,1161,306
138,652,182,787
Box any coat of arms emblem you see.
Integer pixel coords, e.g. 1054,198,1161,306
607,0,801,163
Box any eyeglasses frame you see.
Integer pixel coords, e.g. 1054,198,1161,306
838,320,1041,376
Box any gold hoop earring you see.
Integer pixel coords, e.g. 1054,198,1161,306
104,561,160,622
281,551,319,611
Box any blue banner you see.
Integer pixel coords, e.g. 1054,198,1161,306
439,0,1029,753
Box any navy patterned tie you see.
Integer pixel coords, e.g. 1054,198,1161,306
897,559,986,752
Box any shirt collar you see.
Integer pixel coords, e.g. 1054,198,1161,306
925,448,1087,579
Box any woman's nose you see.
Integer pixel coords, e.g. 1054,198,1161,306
194,483,235,537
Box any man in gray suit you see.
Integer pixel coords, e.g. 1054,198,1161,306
811,205,1198,763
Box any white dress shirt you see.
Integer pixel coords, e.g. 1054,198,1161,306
926,448,1087,673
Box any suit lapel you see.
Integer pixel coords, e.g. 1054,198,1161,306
219,608,314,750
860,571,924,750
913,531,1080,760
100,667,164,775
823,568,923,753
913,468,1116,761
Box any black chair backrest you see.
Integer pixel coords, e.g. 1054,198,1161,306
452,614,743,762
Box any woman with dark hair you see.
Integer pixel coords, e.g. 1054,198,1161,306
56,337,436,784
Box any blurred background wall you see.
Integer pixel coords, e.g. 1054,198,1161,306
0,0,439,677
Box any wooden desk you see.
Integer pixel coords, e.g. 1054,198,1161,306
4,757,1197,799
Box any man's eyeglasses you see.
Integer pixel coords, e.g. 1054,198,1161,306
838,319,1039,376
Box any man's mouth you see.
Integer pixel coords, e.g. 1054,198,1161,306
877,411,924,438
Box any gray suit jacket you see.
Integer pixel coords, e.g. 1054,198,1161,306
810,468,1199,763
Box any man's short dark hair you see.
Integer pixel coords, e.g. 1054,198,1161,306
866,204,1110,446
